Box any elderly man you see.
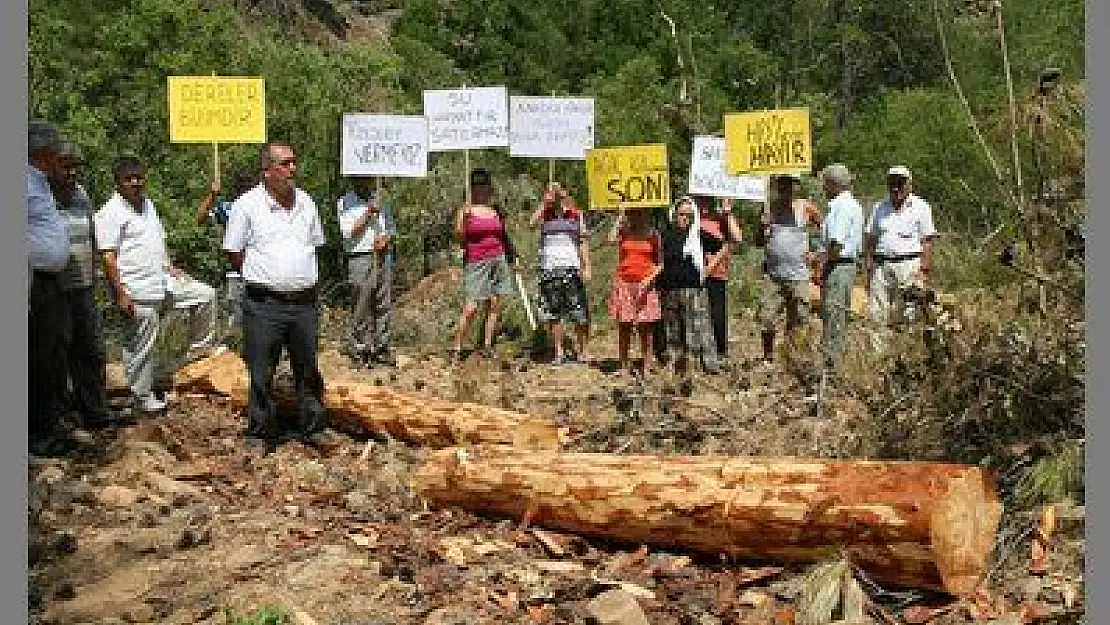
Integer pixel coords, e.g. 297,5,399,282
754,173,822,365
338,176,396,366
817,164,864,372
862,166,938,348
96,157,219,413
27,120,71,447
225,143,329,450
50,139,113,429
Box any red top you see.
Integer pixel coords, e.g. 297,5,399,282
700,215,732,280
617,231,660,282
464,213,506,263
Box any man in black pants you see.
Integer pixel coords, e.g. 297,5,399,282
27,120,73,454
50,139,113,429
223,142,330,451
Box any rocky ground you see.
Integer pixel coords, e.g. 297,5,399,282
27,274,1084,625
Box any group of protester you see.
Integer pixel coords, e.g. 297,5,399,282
451,164,936,381
27,116,936,455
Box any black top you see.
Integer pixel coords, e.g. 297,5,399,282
658,226,712,290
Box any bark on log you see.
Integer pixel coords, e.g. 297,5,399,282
413,448,1002,596
173,352,563,449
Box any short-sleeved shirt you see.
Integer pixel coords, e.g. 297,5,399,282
821,190,864,260
539,209,585,271
26,164,69,273
616,231,660,283
58,183,97,290
223,184,327,292
866,194,936,257
337,192,397,268
94,192,169,301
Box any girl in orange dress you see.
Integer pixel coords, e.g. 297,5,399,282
606,208,662,373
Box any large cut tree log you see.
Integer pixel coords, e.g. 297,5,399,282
173,352,563,449
413,448,1002,595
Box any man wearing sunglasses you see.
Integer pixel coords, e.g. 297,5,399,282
224,143,329,451
862,165,938,349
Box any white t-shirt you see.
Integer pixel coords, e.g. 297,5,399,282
539,212,584,272
337,191,395,257
865,194,937,257
821,190,864,260
94,192,168,301
223,184,326,292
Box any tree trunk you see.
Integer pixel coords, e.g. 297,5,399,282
413,448,1002,596
173,351,564,449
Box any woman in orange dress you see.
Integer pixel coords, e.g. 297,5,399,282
606,208,662,374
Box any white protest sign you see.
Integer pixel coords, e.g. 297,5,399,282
341,114,429,177
423,86,509,152
509,96,595,159
688,136,767,201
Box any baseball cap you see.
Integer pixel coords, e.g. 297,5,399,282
887,165,912,179
28,120,61,153
57,139,85,162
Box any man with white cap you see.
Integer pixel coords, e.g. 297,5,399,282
862,165,937,346
817,163,864,372
338,176,396,366
27,120,72,449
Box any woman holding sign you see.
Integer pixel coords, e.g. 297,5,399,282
530,183,592,365
695,195,743,363
451,169,517,361
606,207,663,375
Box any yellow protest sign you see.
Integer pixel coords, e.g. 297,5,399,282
723,108,812,176
167,76,266,143
585,144,670,210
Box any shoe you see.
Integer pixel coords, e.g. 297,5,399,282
243,436,275,455
135,394,167,413
551,354,566,366
374,350,397,367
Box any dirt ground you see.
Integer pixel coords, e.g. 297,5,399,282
27,274,1084,625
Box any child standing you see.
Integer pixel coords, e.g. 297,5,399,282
606,208,662,374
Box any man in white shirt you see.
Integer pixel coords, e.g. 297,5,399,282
50,139,113,429
862,165,938,347
337,177,396,366
96,157,219,413
27,120,72,448
224,143,329,450
817,163,864,371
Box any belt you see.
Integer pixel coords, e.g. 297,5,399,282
245,283,318,303
32,269,62,282
346,251,375,258
827,257,857,265
874,252,920,264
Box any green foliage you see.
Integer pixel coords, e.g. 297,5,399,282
29,0,1084,297
223,605,289,625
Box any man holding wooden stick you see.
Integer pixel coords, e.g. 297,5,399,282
338,176,396,367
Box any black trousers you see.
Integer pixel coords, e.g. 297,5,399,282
63,287,111,425
29,271,70,438
242,287,326,439
705,277,729,357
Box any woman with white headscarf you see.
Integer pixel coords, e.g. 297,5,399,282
657,196,720,375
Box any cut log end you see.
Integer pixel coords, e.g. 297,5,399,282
929,470,1003,596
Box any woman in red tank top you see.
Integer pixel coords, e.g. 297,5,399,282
606,208,662,374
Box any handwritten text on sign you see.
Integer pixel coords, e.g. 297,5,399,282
509,96,595,160
167,76,266,143
688,136,767,201
723,108,812,175
423,86,509,152
586,144,670,210
341,114,428,178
